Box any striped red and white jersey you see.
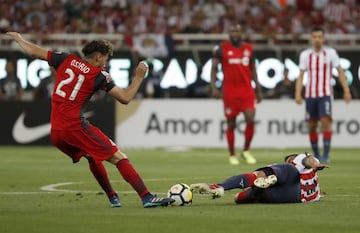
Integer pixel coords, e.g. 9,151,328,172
291,153,321,203
299,46,341,98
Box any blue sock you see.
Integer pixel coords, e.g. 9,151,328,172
311,142,320,158
219,173,256,190
323,131,332,159
323,140,330,158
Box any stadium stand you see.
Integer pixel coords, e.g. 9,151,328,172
0,0,359,99
0,0,359,49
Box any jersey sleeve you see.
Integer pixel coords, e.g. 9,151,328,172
47,51,70,69
291,153,307,173
298,50,307,71
95,70,115,92
330,48,341,68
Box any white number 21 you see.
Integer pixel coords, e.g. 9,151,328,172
55,68,85,100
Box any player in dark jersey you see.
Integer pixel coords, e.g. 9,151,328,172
191,153,329,204
210,24,263,165
6,31,174,208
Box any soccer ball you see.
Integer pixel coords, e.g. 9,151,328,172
167,183,193,206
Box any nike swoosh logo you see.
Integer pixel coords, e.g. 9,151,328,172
12,111,95,144
12,113,51,143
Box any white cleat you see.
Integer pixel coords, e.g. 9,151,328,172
190,183,224,199
254,175,277,188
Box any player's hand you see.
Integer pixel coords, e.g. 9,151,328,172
343,91,352,103
256,91,263,103
211,88,221,99
135,61,148,79
314,163,330,171
295,95,303,105
6,32,22,41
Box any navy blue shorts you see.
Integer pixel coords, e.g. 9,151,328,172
305,96,332,121
252,164,301,203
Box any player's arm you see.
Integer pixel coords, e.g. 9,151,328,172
295,70,305,105
6,32,48,60
251,59,263,103
210,57,221,98
336,66,352,103
107,61,147,104
210,46,222,98
302,155,329,171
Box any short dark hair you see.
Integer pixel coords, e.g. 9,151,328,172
82,40,113,57
284,154,298,162
311,26,324,34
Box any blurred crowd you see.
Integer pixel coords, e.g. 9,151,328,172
0,0,359,44
0,0,359,101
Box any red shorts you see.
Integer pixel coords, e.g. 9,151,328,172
50,124,118,163
223,95,256,119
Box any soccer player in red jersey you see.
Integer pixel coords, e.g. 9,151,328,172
210,24,263,165
6,32,174,208
191,152,329,204
295,27,352,163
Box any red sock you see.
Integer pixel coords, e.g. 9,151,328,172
226,128,235,155
323,131,332,140
234,190,253,204
244,173,257,187
88,161,116,197
116,159,150,198
244,123,254,151
309,132,318,142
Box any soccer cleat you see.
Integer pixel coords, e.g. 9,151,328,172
241,151,257,164
229,156,240,165
109,194,121,208
190,183,224,199
254,175,277,188
143,195,175,208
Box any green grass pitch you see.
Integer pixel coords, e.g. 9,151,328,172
0,146,359,233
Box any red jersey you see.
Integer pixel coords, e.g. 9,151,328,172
47,51,115,130
214,41,255,100
291,153,321,202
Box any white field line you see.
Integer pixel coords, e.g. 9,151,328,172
0,177,215,195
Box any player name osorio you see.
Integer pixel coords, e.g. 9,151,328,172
70,59,90,73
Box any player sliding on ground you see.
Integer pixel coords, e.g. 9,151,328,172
191,152,329,203
5,31,174,208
